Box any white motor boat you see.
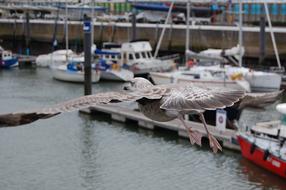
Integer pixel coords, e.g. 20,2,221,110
100,69,133,82
94,41,175,76
52,63,100,83
121,41,175,75
95,50,134,82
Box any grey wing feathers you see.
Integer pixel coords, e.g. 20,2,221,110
238,90,283,109
0,87,167,127
160,85,245,111
47,87,167,113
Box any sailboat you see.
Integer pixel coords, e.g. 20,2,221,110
50,1,100,83
149,1,250,92
150,1,282,92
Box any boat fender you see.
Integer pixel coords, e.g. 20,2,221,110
263,149,270,161
250,143,256,154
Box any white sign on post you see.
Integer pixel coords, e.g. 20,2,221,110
216,109,227,131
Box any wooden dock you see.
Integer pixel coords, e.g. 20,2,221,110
80,104,240,151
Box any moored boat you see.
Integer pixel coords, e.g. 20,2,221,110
150,63,251,92
237,103,286,179
94,41,175,76
0,46,18,69
95,49,134,82
36,49,80,68
52,61,100,83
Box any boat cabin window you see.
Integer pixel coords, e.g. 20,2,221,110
142,52,146,58
238,107,282,133
148,51,153,58
135,53,140,59
122,53,127,63
3,52,10,57
182,72,200,79
128,54,134,60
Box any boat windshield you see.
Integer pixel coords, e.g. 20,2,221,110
282,115,286,125
135,53,140,59
197,60,220,67
129,54,134,60
238,103,282,132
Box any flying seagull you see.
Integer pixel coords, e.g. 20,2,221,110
0,77,245,153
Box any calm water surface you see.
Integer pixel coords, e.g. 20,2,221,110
0,69,285,190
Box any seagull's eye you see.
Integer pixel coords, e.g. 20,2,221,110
123,82,132,91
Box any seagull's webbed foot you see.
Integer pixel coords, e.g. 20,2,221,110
198,112,222,153
187,128,203,146
179,115,202,146
208,133,222,153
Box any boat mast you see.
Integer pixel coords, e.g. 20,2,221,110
185,0,191,67
91,0,95,46
154,1,174,58
238,0,243,67
263,2,281,68
65,0,69,59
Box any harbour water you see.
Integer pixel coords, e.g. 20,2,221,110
0,69,285,190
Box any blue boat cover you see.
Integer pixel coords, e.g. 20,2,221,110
95,49,120,56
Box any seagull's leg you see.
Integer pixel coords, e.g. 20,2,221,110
178,115,202,146
197,112,222,153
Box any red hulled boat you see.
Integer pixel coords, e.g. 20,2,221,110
237,103,286,179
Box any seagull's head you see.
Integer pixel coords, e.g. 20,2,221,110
123,77,153,91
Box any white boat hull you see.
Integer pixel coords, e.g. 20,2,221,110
226,66,281,92
100,69,134,81
245,72,281,92
131,59,174,75
52,65,100,83
150,71,250,92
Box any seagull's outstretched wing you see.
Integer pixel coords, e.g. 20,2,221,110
160,85,245,112
238,90,283,110
0,87,167,127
